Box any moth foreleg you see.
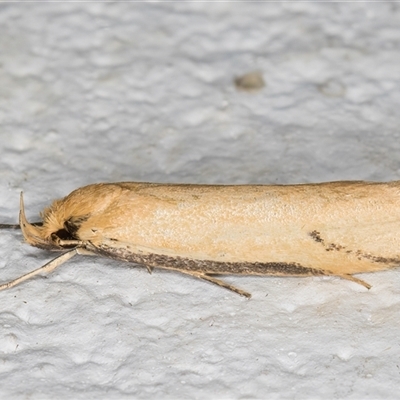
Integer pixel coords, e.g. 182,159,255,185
0,248,86,291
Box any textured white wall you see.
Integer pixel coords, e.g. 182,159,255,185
1,3,400,399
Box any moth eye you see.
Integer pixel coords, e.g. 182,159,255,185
52,228,75,241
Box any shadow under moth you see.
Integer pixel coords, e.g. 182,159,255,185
1,181,400,298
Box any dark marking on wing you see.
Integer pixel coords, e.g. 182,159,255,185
87,242,329,278
309,230,343,251
309,230,323,243
308,230,400,265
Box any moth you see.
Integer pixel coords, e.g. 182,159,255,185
1,181,400,297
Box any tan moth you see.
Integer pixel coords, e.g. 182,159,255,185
1,181,400,297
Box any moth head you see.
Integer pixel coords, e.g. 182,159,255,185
19,192,84,251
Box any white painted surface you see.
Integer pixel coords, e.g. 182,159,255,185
1,3,400,399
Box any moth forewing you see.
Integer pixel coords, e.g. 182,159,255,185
1,181,400,296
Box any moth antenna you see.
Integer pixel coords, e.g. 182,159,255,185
0,224,20,229
0,222,43,230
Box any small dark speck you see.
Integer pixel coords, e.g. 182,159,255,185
234,71,265,92
309,230,324,243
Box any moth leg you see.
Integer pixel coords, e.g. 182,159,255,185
76,247,97,256
176,270,251,298
337,273,371,289
58,239,84,247
0,248,79,291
